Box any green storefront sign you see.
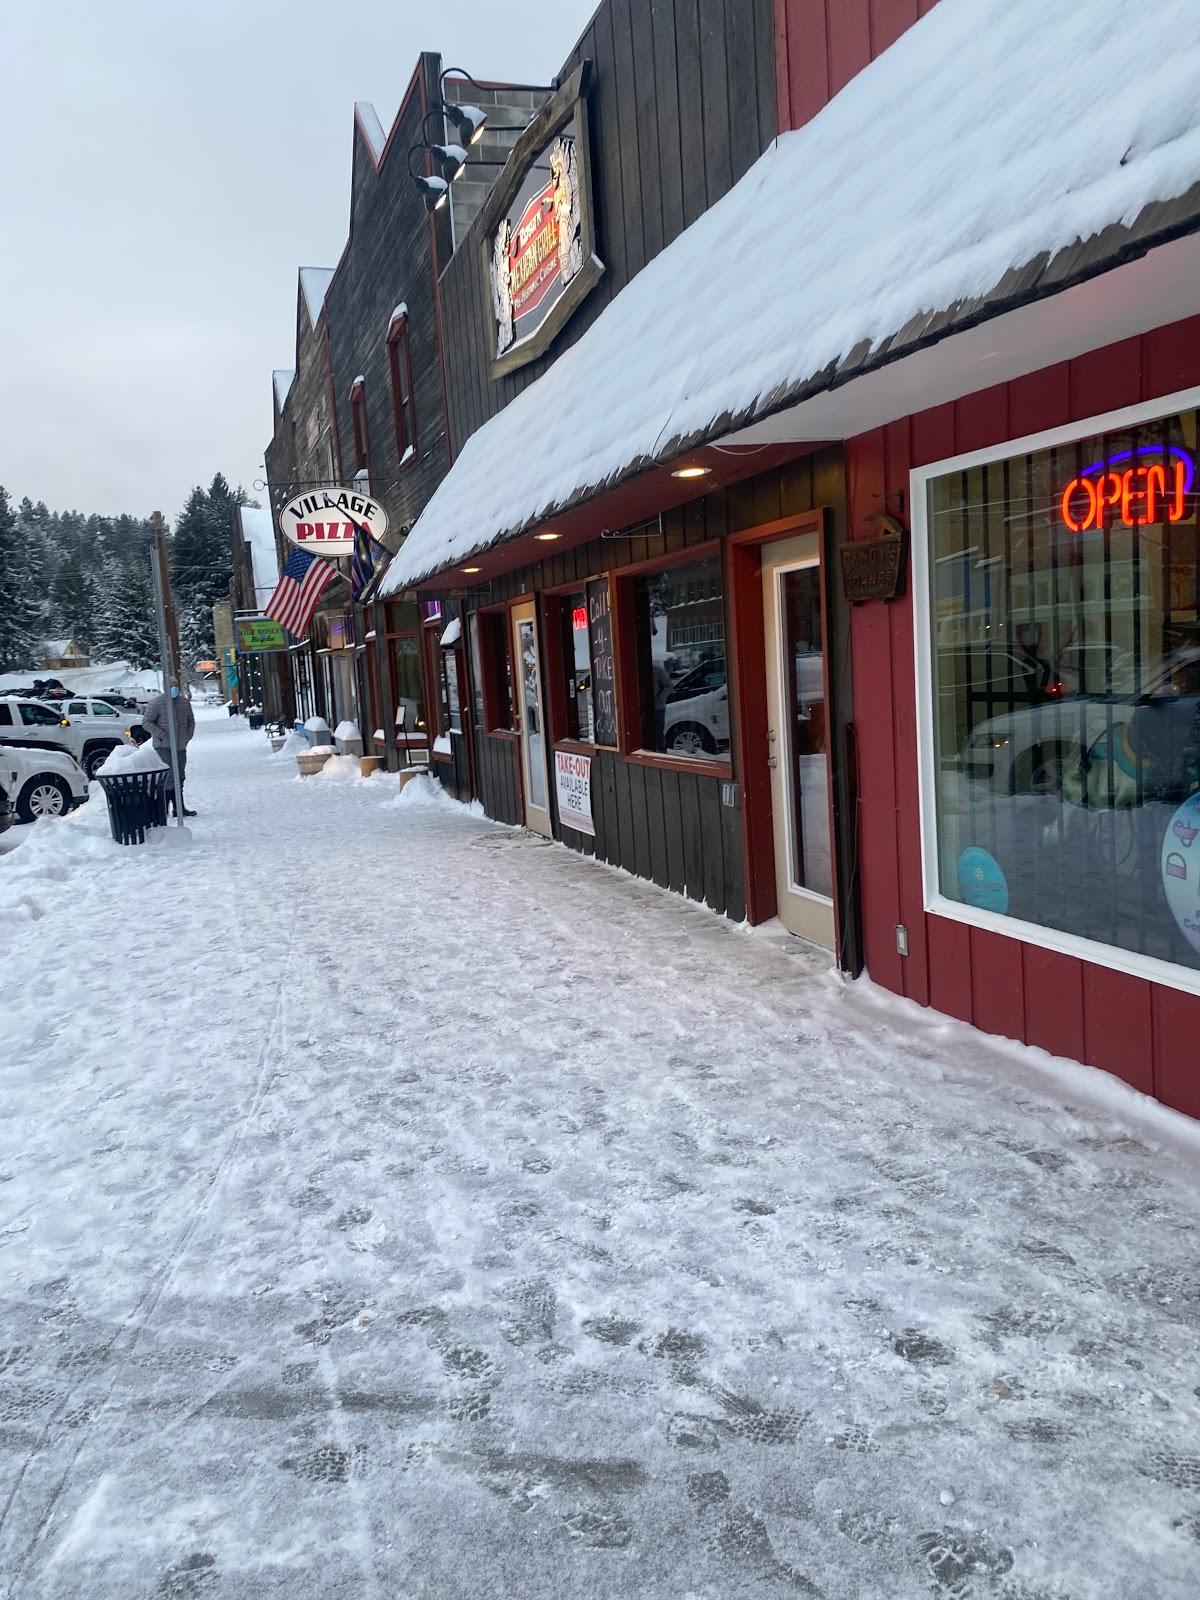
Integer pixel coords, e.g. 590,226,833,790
235,617,288,652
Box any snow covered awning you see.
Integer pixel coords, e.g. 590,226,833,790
383,0,1200,593
439,617,462,648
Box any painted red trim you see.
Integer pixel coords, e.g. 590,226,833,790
623,750,734,781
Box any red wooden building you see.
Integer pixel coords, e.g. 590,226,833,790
379,0,1200,1118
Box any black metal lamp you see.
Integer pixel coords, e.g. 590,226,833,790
407,143,449,212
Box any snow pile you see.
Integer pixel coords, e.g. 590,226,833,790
333,720,360,741
274,729,308,758
307,743,335,756
312,754,363,782
94,742,166,776
384,0,1200,588
304,716,330,736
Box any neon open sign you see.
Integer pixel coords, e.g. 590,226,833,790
1060,445,1194,532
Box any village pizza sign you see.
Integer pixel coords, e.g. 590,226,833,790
481,62,604,378
277,487,389,559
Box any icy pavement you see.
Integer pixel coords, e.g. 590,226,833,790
1,713,1198,1600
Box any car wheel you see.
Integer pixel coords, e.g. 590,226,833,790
83,745,116,779
17,775,71,822
667,722,716,756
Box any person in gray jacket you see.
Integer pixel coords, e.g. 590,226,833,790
141,684,197,816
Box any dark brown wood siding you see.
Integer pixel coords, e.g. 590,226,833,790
437,450,845,923
439,0,777,458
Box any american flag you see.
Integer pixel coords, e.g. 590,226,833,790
350,521,390,602
264,547,338,637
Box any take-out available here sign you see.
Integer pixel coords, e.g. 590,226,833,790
554,750,593,836
278,488,389,558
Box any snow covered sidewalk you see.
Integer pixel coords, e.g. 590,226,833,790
0,711,1198,1600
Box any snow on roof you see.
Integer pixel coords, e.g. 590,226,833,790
299,267,335,329
41,638,80,657
240,506,280,608
273,369,295,410
388,303,408,327
355,102,387,165
384,0,1200,591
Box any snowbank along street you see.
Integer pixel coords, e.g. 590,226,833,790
1,711,1198,1599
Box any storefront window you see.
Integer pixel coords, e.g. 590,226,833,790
560,591,594,741
391,636,426,742
631,554,727,760
467,613,485,725
441,648,462,733
925,403,1200,974
478,611,515,732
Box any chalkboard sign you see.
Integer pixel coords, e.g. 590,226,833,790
586,575,618,748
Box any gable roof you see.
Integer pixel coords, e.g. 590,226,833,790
385,0,1200,591
239,507,280,609
299,267,335,330
273,369,295,411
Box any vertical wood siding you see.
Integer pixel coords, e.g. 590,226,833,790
453,451,844,922
774,0,937,133
439,0,777,461
846,313,1200,1120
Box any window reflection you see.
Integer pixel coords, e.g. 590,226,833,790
929,408,1200,972
633,555,727,760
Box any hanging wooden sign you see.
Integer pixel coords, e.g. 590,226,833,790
839,527,907,604
479,62,604,379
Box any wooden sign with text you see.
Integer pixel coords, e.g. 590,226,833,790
586,575,618,748
839,531,906,604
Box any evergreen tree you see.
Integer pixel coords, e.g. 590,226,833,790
170,474,249,662
48,549,96,648
0,487,40,668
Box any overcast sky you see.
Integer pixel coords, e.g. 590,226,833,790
0,0,599,520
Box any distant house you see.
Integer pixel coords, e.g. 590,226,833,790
40,637,89,669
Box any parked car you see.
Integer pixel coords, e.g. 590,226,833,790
663,660,729,756
0,745,90,823
54,695,144,736
0,695,132,779
961,647,1200,796
0,771,12,834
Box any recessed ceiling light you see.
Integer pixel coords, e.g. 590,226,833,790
463,565,481,573
535,531,561,541
672,465,711,479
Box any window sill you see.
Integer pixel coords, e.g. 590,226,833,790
553,738,596,756
484,727,520,742
625,748,734,780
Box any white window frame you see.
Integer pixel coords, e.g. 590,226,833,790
911,381,1200,999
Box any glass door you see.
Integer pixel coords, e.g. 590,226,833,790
512,600,552,837
762,534,835,948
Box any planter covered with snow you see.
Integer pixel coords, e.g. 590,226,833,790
334,719,363,757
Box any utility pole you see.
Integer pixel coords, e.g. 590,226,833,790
149,511,185,828
150,512,182,685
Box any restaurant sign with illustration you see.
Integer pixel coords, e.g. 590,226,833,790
481,63,604,377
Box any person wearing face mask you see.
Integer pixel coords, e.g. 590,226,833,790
141,681,197,816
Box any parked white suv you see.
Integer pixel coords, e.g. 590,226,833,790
0,695,133,779
0,745,90,823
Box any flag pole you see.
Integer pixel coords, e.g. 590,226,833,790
150,519,186,829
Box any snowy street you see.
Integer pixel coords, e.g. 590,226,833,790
1,711,1198,1600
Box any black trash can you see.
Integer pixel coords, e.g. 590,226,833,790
96,770,169,845
248,708,264,731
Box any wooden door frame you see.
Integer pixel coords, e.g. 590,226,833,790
511,597,553,836
727,509,844,949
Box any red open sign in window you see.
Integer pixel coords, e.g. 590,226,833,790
1060,446,1194,532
